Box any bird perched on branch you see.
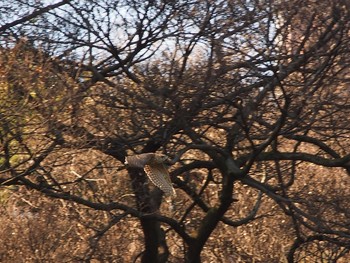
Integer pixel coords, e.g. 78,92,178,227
125,153,176,197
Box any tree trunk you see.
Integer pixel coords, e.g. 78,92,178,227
128,168,169,263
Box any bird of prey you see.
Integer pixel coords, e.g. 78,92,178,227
125,153,176,197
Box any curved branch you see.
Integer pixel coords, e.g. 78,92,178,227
16,175,192,242
254,152,350,168
284,134,341,158
221,190,263,227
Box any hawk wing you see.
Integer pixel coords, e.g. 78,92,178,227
125,153,154,168
144,164,176,197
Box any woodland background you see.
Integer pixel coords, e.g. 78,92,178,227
0,0,349,262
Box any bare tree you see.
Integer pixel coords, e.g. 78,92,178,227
1,0,349,262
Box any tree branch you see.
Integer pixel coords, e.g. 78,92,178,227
0,0,72,32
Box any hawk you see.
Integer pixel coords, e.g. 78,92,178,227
125,153,176,197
